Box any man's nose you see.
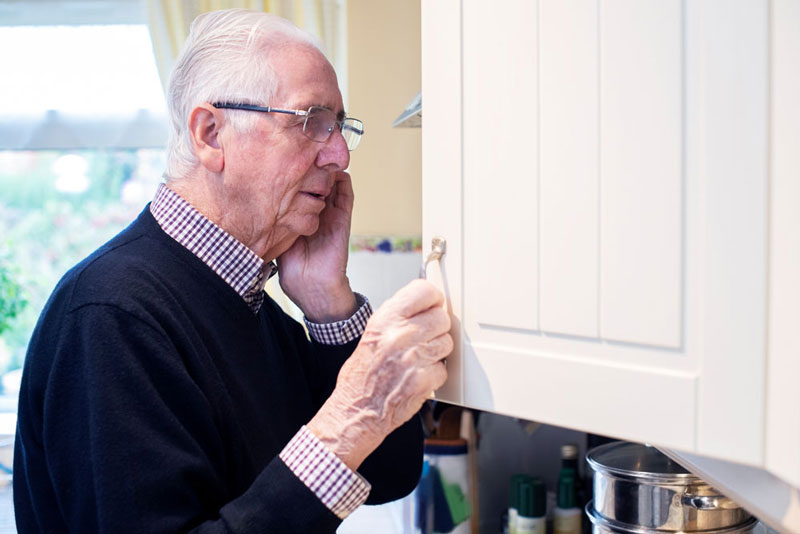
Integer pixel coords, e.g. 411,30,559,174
316,129,350,170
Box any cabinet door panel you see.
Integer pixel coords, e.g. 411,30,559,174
599,0,683,349
463,0,539,331
540,0,600,339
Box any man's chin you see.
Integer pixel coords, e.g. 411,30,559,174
298,217,321,237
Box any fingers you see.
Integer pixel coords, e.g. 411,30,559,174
331,171,354,212
406,331,453,364
404,302,450,336
415,359,448,404
428,359,448,390
330,279,452,440
366,282,450,360
365,301,450,357
425,332,454,361
380,279,445,320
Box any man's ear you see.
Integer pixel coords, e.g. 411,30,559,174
188,104,225,173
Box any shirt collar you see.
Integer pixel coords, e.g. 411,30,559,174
149,183,277,313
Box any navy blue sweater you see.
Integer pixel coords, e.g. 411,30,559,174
14,207,423,533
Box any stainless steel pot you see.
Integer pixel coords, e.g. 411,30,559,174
587,442,752,532
586,503,760,534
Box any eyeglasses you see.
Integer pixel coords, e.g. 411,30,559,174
211,102,364,151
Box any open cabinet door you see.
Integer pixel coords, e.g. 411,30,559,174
421,0,464,405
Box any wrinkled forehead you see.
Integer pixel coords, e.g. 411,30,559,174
267,42,343,112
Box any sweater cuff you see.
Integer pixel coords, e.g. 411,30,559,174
279,426,371,519
304,293,372,345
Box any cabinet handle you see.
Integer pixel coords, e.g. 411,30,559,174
420,236,449,388
420,236,447,279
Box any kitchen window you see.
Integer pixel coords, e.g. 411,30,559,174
0,4,166,450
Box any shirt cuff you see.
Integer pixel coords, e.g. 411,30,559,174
304,292,372,345
279,425,371,519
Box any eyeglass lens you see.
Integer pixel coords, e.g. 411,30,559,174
304,107,363,151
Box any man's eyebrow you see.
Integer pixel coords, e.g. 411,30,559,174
308,103,346,119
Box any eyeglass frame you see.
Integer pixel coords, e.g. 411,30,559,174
210,102,364,151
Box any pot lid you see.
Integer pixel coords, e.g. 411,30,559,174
587,441,697,482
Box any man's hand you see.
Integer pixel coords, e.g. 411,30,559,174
277,171,357,322
307,279,453,470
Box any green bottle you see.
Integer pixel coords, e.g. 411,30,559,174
508,474,530,534
554,468,581,534
516,477,546,534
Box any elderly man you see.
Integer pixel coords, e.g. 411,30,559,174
14,9,451,533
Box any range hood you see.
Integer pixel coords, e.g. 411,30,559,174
392,92,421,128
658,447,800,534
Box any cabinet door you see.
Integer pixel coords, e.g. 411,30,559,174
423,0,772,472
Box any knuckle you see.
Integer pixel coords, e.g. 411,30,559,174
424,334,452,359
441,334,454,355
436,311,451,333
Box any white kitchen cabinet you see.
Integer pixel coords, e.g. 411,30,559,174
422,0,800,491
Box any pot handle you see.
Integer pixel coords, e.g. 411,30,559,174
681,492,739,510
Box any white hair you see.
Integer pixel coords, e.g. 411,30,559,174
164,9,325,180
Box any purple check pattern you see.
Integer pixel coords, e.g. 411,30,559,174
150,183,274,312
280,426,371,518
149,183,372,517
305,294,372,345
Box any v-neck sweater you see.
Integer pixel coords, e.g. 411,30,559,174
13,207,423,533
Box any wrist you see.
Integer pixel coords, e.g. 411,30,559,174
302,282,358,323
307,392,383,471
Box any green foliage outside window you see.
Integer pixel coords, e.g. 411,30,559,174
0,149,164,378
0,255,27,337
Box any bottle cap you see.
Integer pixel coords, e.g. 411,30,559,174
557,468,577,508
509,473,530,509
518,477,546,518
561,444,578,460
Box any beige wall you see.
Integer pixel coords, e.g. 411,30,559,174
346,0,421,236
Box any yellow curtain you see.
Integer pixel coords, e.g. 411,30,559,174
145,0,345,96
